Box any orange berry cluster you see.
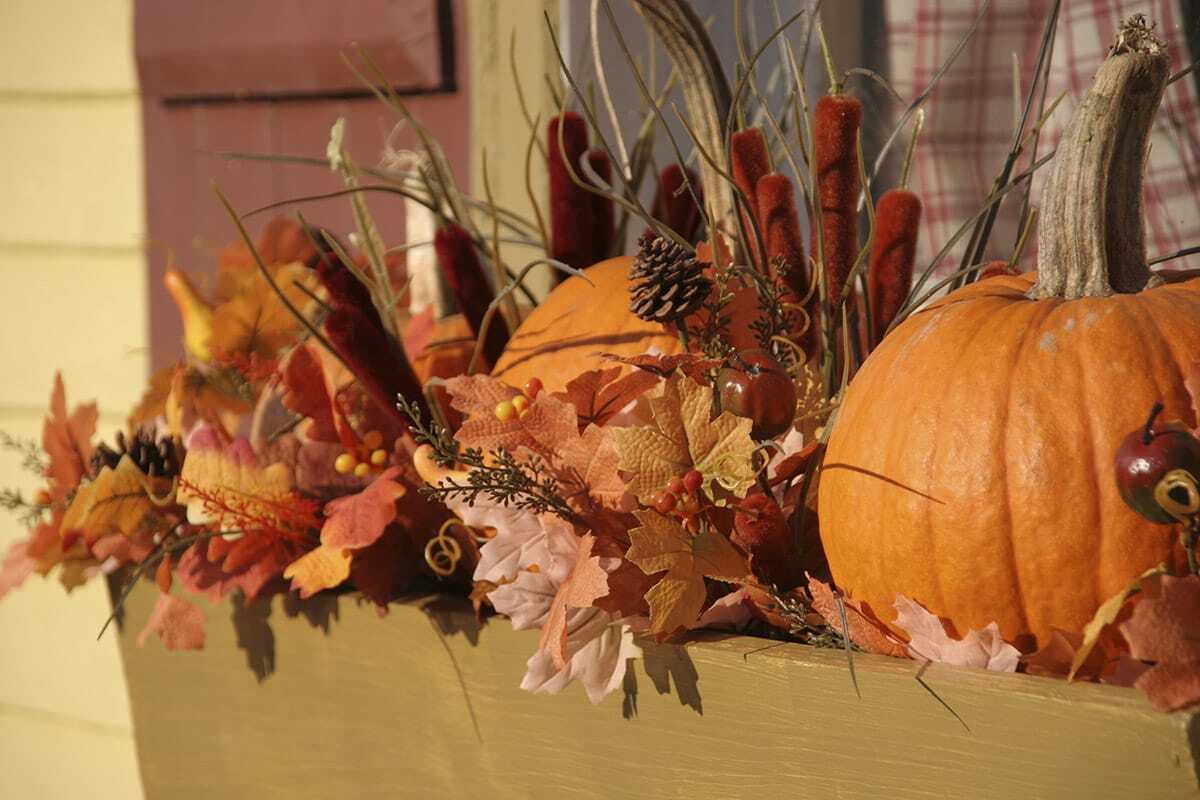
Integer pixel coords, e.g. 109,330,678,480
334,430,389,478
494,377,544,421
653,469,705,533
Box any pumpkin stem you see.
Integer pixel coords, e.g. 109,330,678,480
1028,15,1169,300
1142,401,1165,445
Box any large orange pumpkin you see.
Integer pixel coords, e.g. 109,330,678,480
491,257,683,392
817,21,1192,650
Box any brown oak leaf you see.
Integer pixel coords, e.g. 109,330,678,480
614,373,757,504
1068,565,1165,679
626,509,749,636
1120,574,1200,711
209,262,320,362
60,455,162,546
600,352,722,383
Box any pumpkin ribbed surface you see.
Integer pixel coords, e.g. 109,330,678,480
819,273,1200,649
491,257,682,392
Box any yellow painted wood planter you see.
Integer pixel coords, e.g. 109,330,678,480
116,584,1200,799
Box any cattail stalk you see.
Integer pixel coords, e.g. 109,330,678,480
812,94,862,310
548,113,594,275
434,224,509,367
650,163,704,243
730,127,771,269
866,189,922,346
756,173,817,357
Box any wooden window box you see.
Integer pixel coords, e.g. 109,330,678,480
116,585,1200,799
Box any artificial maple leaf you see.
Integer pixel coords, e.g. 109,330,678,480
450,377,579,458
601,352,721,383
558,424,626,509
279,344,354,447
538,533,610,669
806,575,908,657
1068,565,1165,679
350,525,419,608
522,609,638,705
1119,574,1200,712
614,373,757,504
1021,629,1113,681
164,365,252,441
60,455,162,546
772,440,823,486
0,538,36,600
137,591,207,650
209,263,320,362
127,365,175,429
626,509,749,636
283,544,353,599
893,595,1020,672
553,367,659,428
321,467,406,549
42,373,98,499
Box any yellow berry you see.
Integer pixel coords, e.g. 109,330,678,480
334,453,356,474
33,490,51,506
370,449,388,466
362,430,384,450
512,395,529,414
495,400,516,421
353,462,370,478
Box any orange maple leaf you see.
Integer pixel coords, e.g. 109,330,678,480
806,575,909,657
137,591,206,650
321,466,407,549
626,510,749,636
42,373,98,501
209,262,320,363
1120,574,1200,711
447,375,579,457
553,367,659,428
538,531,610,669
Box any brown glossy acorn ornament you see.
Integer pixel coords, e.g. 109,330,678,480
1114,402,1200,524
717,349,797,440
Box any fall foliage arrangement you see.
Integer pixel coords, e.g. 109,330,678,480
4,4,1200,716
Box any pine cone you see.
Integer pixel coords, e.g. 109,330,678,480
92,429,181,479
629,232,712,322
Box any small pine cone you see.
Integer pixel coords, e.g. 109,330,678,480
629,232,712,322
91,429,182,480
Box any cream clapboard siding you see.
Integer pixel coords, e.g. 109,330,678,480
0,1,145,797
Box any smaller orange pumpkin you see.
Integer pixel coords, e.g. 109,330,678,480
490,257,683,392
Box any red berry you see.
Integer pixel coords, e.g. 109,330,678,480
682,469,703,494
654,492,678,514
667,476,685,496
717,349,798,440
678,494,700,514
524,377,543,399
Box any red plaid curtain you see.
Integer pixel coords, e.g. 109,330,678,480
886,0,1200,272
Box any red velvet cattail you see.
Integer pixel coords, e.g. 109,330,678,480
316,252,375,317
756,173,816,357
548,113,593,273
325,306,426,424
812,94,862,309
586,148,614,265
730,128,771,268
867,188,922,345
650,163,703,243
433,224,508,367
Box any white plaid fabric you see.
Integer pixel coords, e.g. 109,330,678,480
886,0,1200,272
